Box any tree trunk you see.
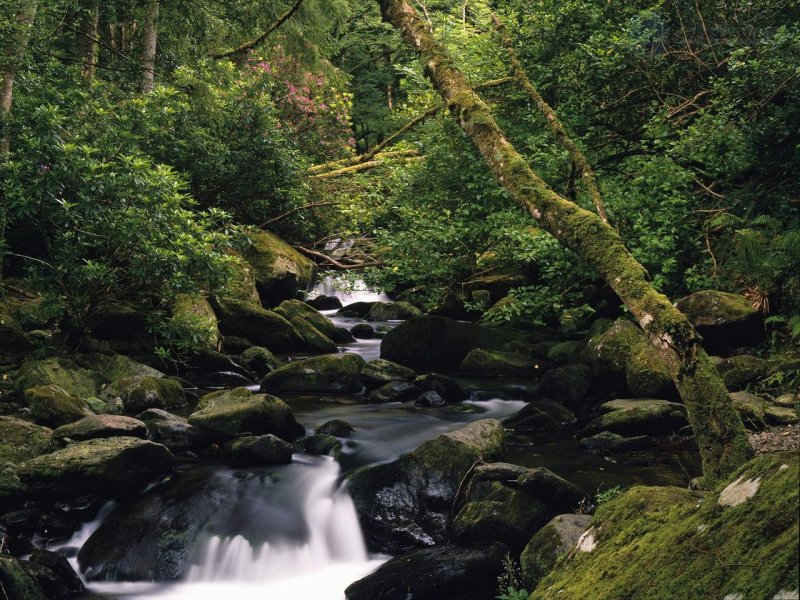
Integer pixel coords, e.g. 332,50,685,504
78,0,100,80
1,0,38,155
140,0,159,93
378,0,753,484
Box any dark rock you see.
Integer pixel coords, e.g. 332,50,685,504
229,434,292,465
24,548,84,598
52,415,147,441
347,419,506,552
360,359,416,389
24,385,94,428
189,349,250,378
0,556,47,600
261,353,366,394
306,295,342,311
315,419,354,437
415,390,446,407
200,371,256,388
87,305,148,342
675,290,763,351
520,514,593,590
141,411,207,452
581,399,688,438
337,302,376,318
537,364,593,408
459,347,539,378
580,431,657,453
365,301,422,321
331,327,356,343
100,376,186,415
274,299,338,340
350,323,375,339
504,400,576,433
216,299,304,352
368,381,421,403
293,434,342,457
222,336,254,354
415,373,468,403
288,315,339,354
516,467,589,510
239,346,283,378
716,355,769,392
345,543,508,600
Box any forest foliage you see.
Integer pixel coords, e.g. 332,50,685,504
0,0,798,345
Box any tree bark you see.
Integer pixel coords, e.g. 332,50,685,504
1,0,38,155
379,0,753,483
139,0,159,93
78,0,100,80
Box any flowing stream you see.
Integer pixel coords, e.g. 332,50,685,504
57,279,696,599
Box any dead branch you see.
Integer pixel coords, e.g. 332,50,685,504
295,246,382,270
309,155,422,180
212,0,305,60
259,200,343,228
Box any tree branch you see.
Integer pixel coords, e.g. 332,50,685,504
295,246,382,270
212,0,306,59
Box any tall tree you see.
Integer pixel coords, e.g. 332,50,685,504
378,0,753,484
1,0,38,155
78,0,100,80
140,0,159,93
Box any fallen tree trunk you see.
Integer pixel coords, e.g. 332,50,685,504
379,0,752,484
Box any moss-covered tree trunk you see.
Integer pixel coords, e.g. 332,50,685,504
378,0,753,484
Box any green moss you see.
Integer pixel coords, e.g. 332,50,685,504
625,342,674,398
243,230,315,306
459,347,537,378
169,293,220,351
274,299,338,339
531,453,799,599
0,556,47,600
25,385,95,427
289,316,339,354
15,357,102,398
261,353,366,394
0,417,53,465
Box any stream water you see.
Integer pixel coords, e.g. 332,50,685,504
57,279,697,599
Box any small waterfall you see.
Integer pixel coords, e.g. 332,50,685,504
309,275,389,305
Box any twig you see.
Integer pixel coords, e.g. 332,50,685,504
259,200,343,227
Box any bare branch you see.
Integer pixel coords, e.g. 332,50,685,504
212,0,305,60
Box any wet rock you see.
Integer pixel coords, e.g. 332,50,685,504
368,381,420,403
17,437,174,498
337,301,375,318
137,409,207,451
216,299,304,352
52,415,147,441
381,315,527,371
24,385,94,427
580,431,657,453
188,349,250,378
23,548,84,598
347,419,506,552
504,400,576,433
459,347,538,378
331,327,356,343
239,346,283,378
0,556,47,600
243,230,315,307
100,376,186,415
581,399,688,438
293,434,341,457
675,290,763,351
537,364,592,408
350,323,375,339
306,295,342,311
416,390,446,407
315,419,354,437
415,373,468,403
365,301,422,321
229,434,293,465
190,387,303,442
520,514,593,590
730,391,768,431
288,316,339,354
261,353,366,394
360,358,415,389
274,299,338,340
344,543,508,600
716,355,768,391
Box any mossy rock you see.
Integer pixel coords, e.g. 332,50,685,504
293,434,342,458
274,299,338,339
239,346,283,378
0,556,47,600
537,364,592,408
381,315,528,371
315,419,355,437
716,354,769,392
216,298,304,352
347,419,506,553
365,301,422,321
52,415,147,441
168,293,220,351
459,347,538,378
546,340,584,363
15,357,103,399
188,387,304,442
582,399,688,437
583,319,646,380
0,303,32,354
368,381,420,403
503,400,576,433
289,316,339,354
243,230,315,307
530,453,799,599
261,353,366,394
625,342,675,399
675,290,763,350
764,404,798,426
229,434,293,465
24,385,95,427
17,437,174,498
224,253,261,305
83,353,164,383
729,391,767,431
360,358,416,389
520,514,593,590
0,417,53,465
100,376,186,415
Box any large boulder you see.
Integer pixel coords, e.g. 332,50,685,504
52,415,147,441
0,417,53,465
365,301,422,321
347,419,507,552
360,358,416,389
345,543,508,600
530,453,798,599
0,556,47,600
581,399,688,438
582,320,646,389
624,343,675,399
24,385,95,427
675,290,763,351
168,293,220,351
188,387,304,442
520,514,593,590
537,364,593,408
381,315,527,371
216,299,304,352
503,400,576,433
243,230,315,306
239,346,283,378
20,549,84,599
288,316,339,354
261,353,366,394
274,299,338,339
716,355,768,392
0,303,32,353
229,434,293,465
223,253,261,305
17,437,174,498
136,409,207,451
459,348,539,378
100,376,186,415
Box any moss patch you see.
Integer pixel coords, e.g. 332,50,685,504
531,452,799,599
